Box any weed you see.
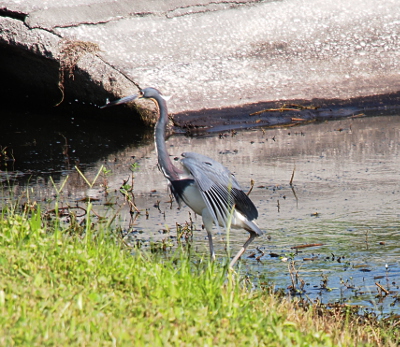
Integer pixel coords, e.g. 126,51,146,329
1,172,400,345
1,206,399,346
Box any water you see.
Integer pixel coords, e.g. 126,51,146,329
1,111,400,317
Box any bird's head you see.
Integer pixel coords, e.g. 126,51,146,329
101,87,168,108
139,87,163,99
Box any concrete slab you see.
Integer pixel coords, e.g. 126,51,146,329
1,0,399,123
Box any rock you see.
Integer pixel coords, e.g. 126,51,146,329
1,0,399,126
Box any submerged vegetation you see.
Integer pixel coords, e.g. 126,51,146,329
1,176,400,346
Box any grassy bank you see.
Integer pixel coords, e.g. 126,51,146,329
0,204,398,346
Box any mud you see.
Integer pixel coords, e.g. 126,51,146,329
172,91,400,133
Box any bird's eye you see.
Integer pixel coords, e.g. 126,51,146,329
204,162,212,166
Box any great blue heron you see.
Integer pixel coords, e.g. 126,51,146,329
102,87,264,267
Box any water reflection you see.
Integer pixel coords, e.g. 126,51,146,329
2,114,400,316
0,107,151,174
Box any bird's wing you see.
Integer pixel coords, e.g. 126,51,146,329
181,152,258,229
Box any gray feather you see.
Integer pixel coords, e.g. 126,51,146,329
181,152,258,226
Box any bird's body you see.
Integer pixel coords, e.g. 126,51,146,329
171,152,260,231
102,87,264,267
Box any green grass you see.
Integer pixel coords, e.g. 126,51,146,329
0,204,399,346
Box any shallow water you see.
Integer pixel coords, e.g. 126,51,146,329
2,113,400,317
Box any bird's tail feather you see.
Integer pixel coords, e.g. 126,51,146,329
243,219,264,236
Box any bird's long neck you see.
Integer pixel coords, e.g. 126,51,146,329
153,94,181,181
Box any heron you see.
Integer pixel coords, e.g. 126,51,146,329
102,87,264,267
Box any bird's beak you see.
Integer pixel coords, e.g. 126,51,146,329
100,94,139,109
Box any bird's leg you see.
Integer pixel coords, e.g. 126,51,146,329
202,209,215,261
207,230,216,262
229,233,256,268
